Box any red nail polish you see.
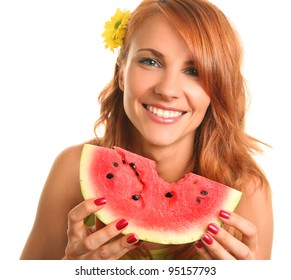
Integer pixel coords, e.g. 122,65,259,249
94,197,106,206
219,210,230,219
207,223,219,234
116,219,128,230
194,240,203,249
127,234,138,244
202,233,213,245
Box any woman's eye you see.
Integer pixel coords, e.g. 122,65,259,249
139,58,160,67
185,68,199,77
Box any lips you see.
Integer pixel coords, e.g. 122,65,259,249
144,104,186,119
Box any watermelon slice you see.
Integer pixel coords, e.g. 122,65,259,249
80,144,242,244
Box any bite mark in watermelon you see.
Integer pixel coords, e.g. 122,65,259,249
80,144,242,244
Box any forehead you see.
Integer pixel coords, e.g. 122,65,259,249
128,14,191,56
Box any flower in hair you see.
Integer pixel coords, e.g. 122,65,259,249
102,8,130,52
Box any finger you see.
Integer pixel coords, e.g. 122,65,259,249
203,223,252,259
67,197,106,240
194,240,213,260
72,218,129,256
200,233,236,260
92,233,141,260
204,223,254,259
219,210,258,252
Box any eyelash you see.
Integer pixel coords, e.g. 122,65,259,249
138,57,160,67
138,57,199,77
184,68,199,77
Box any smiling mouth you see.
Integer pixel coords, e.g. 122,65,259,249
144,104,186,119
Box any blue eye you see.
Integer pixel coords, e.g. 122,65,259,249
185,68,199,77
139,58,160,67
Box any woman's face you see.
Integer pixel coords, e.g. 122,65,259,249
119,14,210,149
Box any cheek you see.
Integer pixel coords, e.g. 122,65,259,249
201,95,211,111
123,70,144,115
189,88,211,113
124,67,149,99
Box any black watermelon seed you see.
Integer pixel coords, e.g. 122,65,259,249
132,195,140,201
165,192,174,198
112,162,119,168
196,198,201,204
122,159,126,164
130,163,137,169
200,190,208,196
106,173,114,179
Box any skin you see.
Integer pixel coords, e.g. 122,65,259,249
20,14,273,260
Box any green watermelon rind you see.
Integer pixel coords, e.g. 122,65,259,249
80,144,242,244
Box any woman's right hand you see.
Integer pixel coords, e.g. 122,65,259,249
63,197,140,260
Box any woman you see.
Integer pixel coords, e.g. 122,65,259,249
20,0,273,260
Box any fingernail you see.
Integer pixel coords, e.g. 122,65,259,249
207,223,219,234
94,197,106,206
202,233,213,245
194,240,203,248
126,234,138,244
116,219,128,231
219,210,230,219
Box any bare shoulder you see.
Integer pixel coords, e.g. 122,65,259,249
20,143,89,259
39,143,88,218
51,144,84,174
236,176,272,215
42,143,86,206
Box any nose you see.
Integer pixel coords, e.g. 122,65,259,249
154,69,181,100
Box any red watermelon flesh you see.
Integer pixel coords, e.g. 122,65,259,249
80,144,242,244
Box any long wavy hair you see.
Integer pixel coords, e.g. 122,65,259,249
92,0,270,259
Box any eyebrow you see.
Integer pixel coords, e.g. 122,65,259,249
136,48,164,58
136,48,196,66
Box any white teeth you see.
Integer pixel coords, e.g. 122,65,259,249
147,105,183,119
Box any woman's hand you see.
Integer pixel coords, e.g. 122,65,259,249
194,210,258,260
63,197,140,260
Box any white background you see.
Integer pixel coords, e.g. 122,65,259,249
0,0,290,266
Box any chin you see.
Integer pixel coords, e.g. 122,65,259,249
142,135,178,148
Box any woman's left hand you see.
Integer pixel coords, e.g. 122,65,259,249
194,210,258,260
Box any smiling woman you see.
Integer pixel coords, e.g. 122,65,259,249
119,14,210,151
19,0,273,260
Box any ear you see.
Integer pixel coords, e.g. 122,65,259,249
118,75,124,91
118,67,124,92
117,60,125,91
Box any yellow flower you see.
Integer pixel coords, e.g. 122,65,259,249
102,8,130,52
